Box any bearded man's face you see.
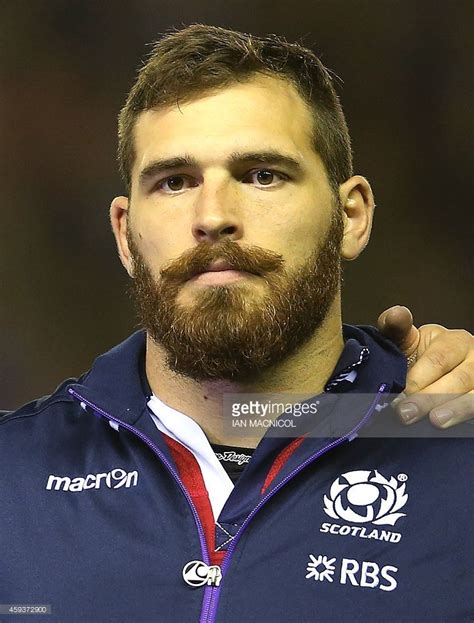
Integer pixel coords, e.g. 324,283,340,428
111,74,351,381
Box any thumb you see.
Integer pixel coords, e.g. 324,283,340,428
378,305,420,356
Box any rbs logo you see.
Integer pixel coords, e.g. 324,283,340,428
340,558,397,591
306,554,398,592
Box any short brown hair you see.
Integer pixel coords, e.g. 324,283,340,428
117,24,353,196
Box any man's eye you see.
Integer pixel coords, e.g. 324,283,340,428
156,175,194,193
243,169,287,187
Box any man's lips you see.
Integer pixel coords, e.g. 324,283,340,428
188,259,259,284
189,259,259,279
189,269,252,285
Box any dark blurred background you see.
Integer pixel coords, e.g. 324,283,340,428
1,0,472,409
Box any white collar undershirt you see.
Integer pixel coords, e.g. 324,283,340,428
147,394,234,521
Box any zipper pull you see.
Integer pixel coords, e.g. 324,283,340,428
182,560,222,587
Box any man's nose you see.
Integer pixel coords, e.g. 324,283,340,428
191,179,244,243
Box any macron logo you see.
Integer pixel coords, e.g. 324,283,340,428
45,468,139,492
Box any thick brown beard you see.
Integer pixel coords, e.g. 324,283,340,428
127,207,344,382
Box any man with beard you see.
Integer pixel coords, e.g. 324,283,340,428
1,24,472,623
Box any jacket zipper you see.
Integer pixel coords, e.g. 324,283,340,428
69,384,387,623
203,383,388,623
66,389,211,557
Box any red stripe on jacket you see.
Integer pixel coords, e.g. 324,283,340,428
162,434,226,566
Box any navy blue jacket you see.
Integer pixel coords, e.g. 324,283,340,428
1,325,472,622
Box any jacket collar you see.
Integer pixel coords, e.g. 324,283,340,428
66,325,407,426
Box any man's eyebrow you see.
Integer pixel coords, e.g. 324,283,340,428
227,150,304,174
138,150,304,187
138,156,198,187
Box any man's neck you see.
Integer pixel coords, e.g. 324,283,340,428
145,299,344,448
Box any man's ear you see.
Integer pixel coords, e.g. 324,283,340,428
339,175,375,261
109,196,134,277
